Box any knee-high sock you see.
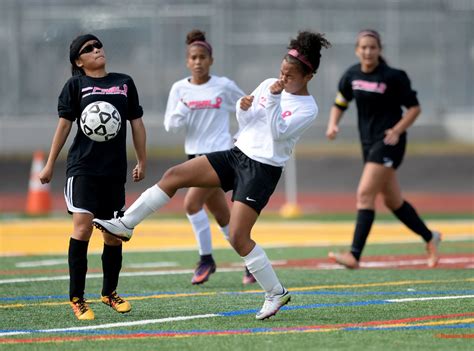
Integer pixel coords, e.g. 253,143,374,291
122,185,170,228
242,244,283,295
392,200,433,242
350,209,375,260
219,224,230,242
68,238,89,300
187,209,212,256
101,243,122,296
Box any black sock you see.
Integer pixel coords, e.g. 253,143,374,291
200,254,214,263
68,238,89,301
392,200,433,242
101,243,123,296
350,209,375,261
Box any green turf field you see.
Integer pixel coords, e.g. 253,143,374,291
1,224,473,351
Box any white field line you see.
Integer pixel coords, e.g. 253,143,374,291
15,259,68,268
387,295,474,302
0,267,242,285
1,295,473,337
0,313,219,337
317,257,474,270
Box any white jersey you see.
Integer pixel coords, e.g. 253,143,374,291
235,78,318,167
164,75,244,155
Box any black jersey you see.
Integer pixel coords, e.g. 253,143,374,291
334,63,419,144
58,73,143,182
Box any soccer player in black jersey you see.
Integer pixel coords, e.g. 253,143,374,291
39,34,147,320
326,29,441,269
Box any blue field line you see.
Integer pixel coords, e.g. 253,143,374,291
2,289,474,302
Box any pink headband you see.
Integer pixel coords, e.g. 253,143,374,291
357,30,381,45
288,49,313,71
189,41,213,56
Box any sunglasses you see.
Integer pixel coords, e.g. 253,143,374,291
79,41,103,56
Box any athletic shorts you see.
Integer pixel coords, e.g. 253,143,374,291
64,175,125,219
362,134,406,169
206,147,282,214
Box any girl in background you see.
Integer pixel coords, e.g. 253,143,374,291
326,29,441,269
164,29,255,285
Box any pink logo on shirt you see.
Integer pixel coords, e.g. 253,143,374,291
187,97,222,110
81,84,128,98
282,111,292,119
352,80,387,94
259,96,267,108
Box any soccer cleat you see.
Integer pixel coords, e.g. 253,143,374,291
426,231,442,268
70,297,95,320
93,218,133,242
328,251,360,269
191,260,216,285
256,288,291,320
101,291,132,313
242,267,257,285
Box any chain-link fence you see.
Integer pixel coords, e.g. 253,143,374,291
0,0,472,154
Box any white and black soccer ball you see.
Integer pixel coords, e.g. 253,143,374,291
80,101,121,142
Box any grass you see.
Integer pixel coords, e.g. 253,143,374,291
1,233,473,350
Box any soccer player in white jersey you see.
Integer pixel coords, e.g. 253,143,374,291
94,31,331,320
164,29,253,285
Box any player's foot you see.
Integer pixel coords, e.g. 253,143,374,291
70,297,94,320
328,251,360,269
93,218,133,242
426,231,442,268
242,267,257,285
101,291,132,313
191,260,216,285
256,288,291,320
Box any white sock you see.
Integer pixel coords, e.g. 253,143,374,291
242,244,283,295
122,185,170,228
186,209,212,256
219,224,230,242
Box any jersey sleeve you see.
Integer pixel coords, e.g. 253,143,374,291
57,78,80,121
225,79,245,112
236,79,270,128
164,83,190,133
334,71,353,111
397,70,419,108
126,77,144,120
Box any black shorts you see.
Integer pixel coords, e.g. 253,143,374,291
64,175,125,219
206,147,282,214
362,134,406,169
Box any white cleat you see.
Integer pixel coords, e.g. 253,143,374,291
256,288,291,320
426,231,442,268
93,218,133,242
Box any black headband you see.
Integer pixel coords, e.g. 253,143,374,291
69,34,100,64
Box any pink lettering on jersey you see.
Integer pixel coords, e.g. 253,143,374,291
187,97,222,110
352,80,387,94
82,84,128,98
259,96,267,108
282,111,292,119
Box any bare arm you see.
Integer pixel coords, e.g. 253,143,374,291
326,106,345,140
384,105,421,145
39,118,73,184
130,117,147,182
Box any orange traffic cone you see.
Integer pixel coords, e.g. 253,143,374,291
26,151,52,215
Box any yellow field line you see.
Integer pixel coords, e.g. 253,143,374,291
2,278,472,310
1,219,472,255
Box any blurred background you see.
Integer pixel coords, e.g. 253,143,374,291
0,0,472,214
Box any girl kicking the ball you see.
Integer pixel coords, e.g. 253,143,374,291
94,31,330,320
39,34,147,320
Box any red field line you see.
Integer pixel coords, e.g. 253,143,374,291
436,334,474,339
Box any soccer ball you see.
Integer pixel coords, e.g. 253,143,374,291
80,101,121,142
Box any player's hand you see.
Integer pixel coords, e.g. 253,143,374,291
269,79,285,95
384,128,400,145
326,124,339,140
239,95,254,111
132,163,146,182
39,165,53,184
